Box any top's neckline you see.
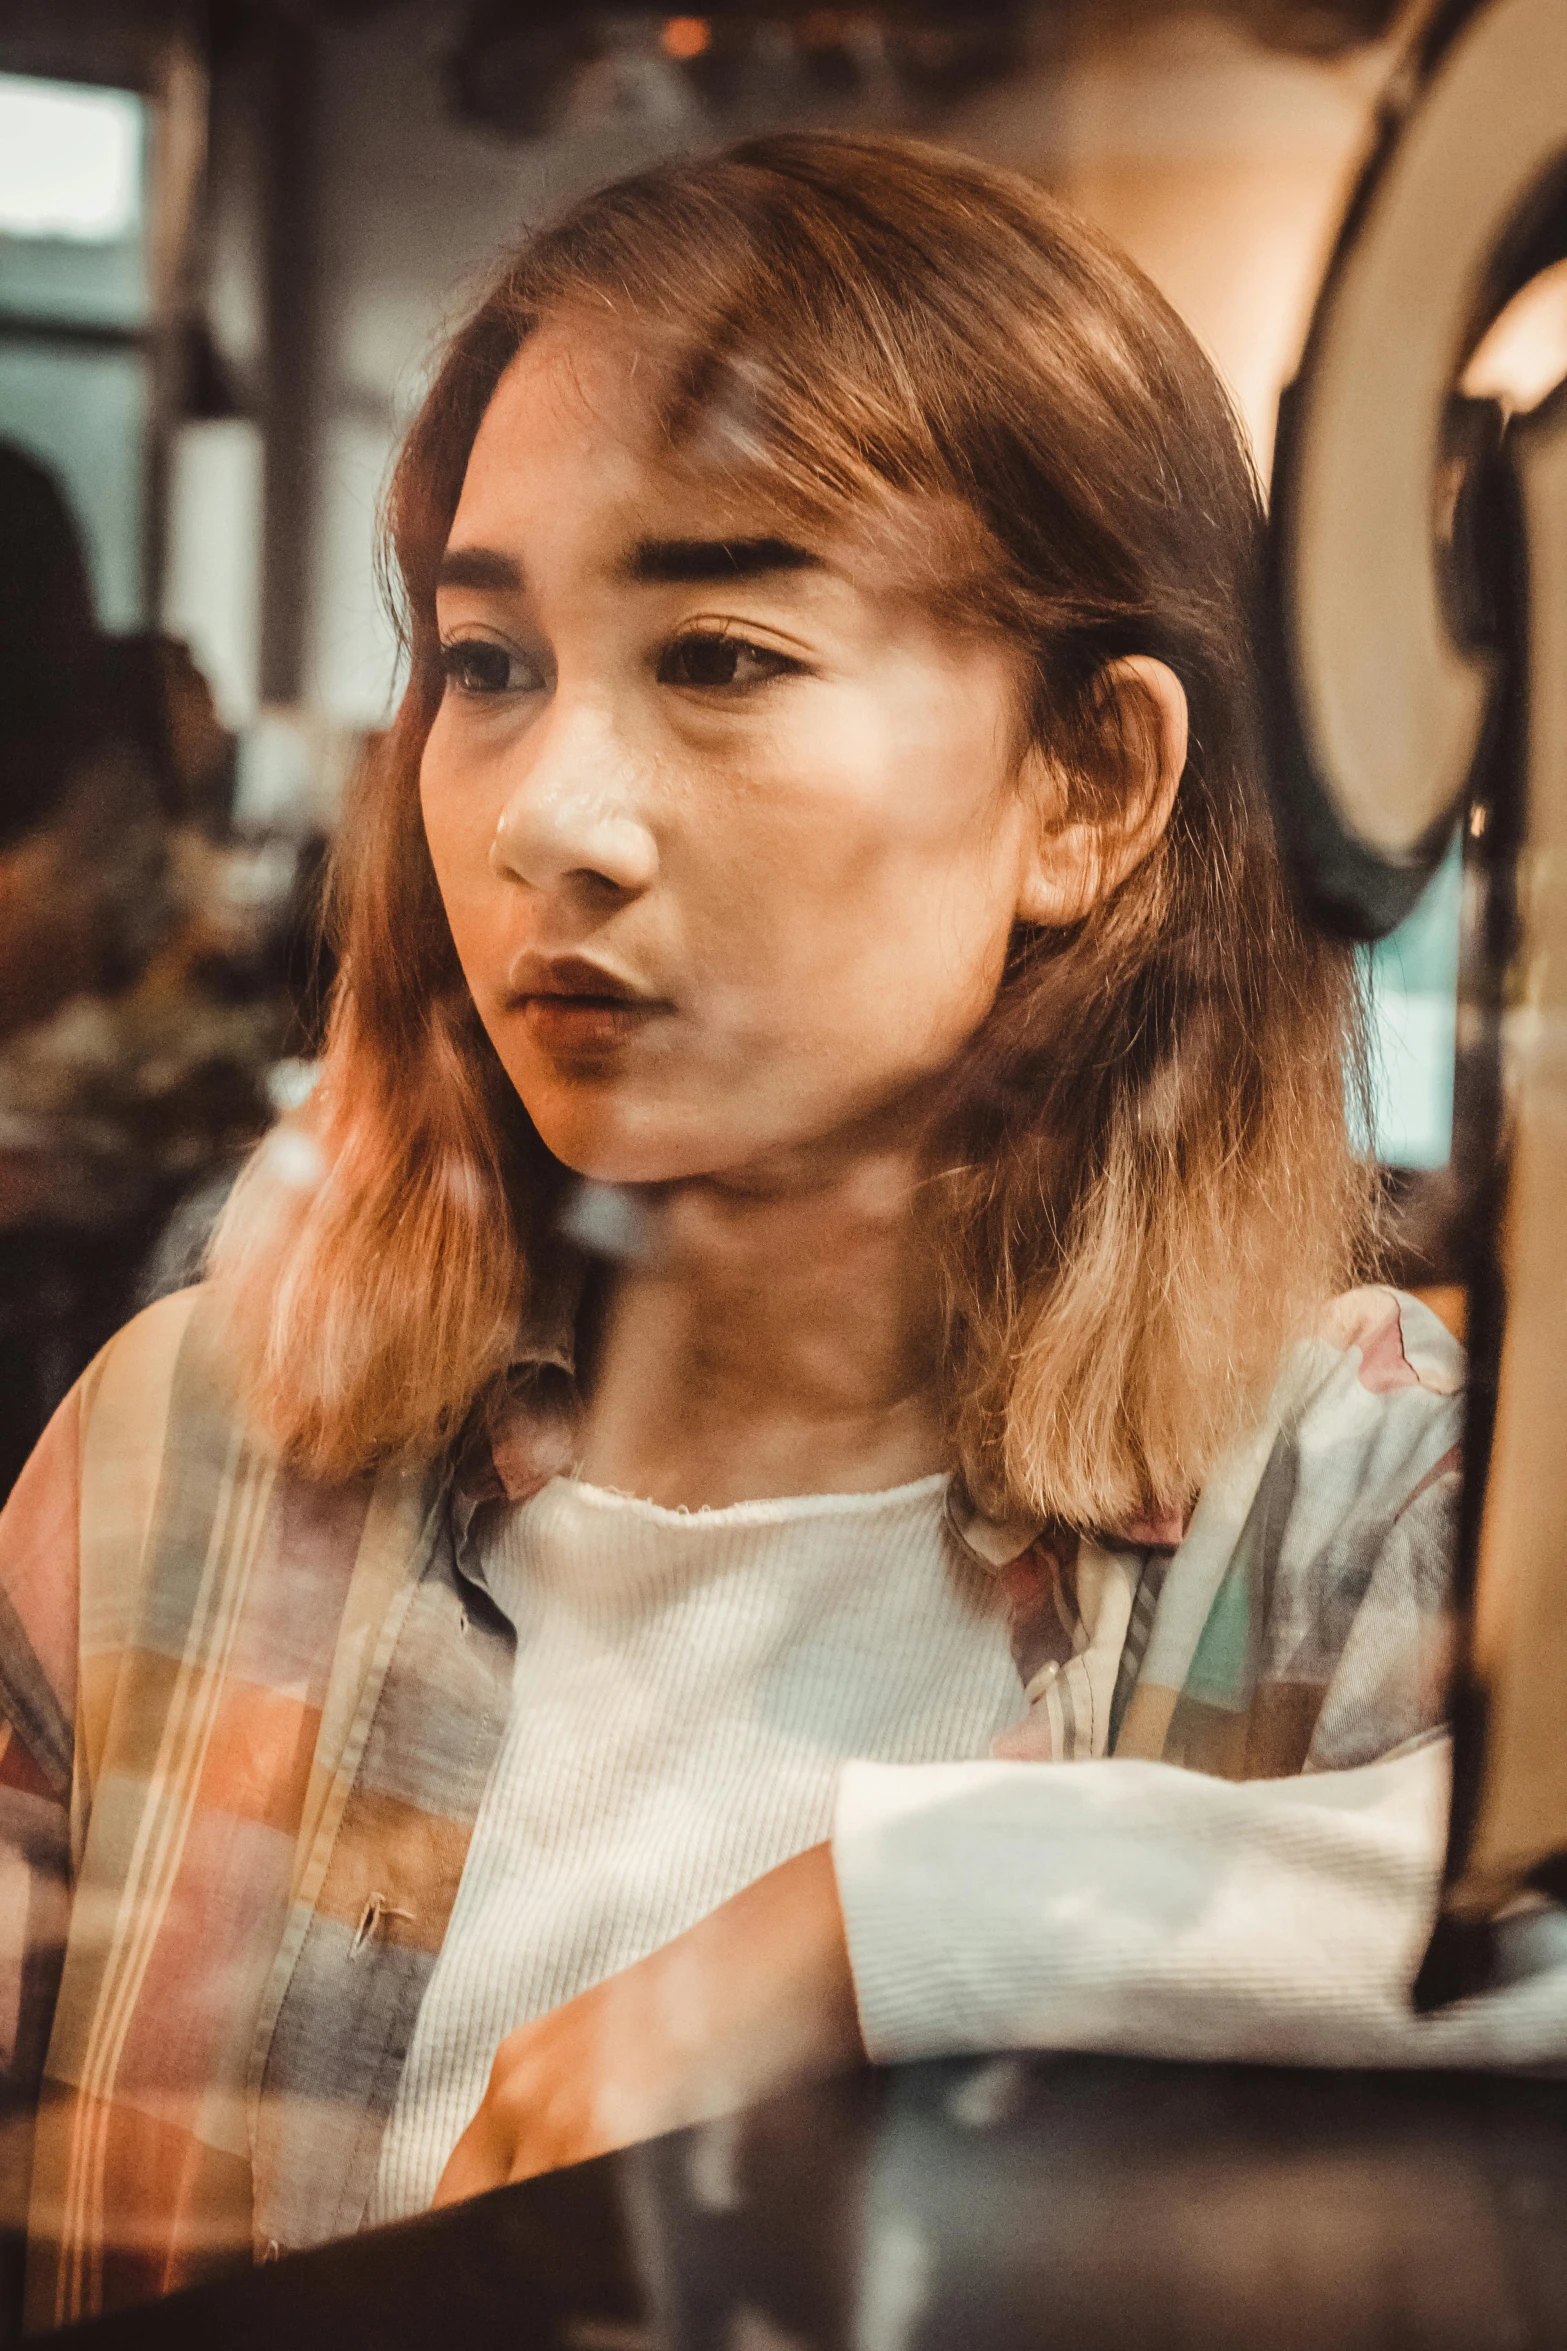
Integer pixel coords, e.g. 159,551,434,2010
535,1467,953,1529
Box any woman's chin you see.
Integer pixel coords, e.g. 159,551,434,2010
525,1104,721,1192
522,1071,891,1194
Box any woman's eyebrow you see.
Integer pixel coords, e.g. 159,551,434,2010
437,545,523,591
623,536,823,584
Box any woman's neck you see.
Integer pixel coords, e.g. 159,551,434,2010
575,1140,946,1510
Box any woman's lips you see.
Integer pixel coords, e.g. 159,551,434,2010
508,956,672,1061
519,993,668,1058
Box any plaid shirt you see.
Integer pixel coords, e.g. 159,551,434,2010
0,1278,1461,2329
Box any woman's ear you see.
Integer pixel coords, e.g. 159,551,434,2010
1015,656,1189,927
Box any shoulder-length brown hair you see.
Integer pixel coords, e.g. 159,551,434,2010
212,132,1372,1529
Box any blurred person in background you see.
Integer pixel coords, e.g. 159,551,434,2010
1,135,1559,2334
0,444,286,1498
0,443,175,1034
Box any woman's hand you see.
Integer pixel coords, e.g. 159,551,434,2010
432,1841,866,2205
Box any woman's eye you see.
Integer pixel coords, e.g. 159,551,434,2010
656,633,800,690
440,639,539,697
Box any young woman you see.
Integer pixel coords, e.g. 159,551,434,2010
3,133,1547,2333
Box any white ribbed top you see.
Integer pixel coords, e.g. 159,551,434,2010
368,1469,1020,2221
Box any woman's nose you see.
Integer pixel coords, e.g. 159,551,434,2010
489,715,659,897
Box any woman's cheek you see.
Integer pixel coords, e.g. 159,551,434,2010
418,755,465,897
421,763,503,967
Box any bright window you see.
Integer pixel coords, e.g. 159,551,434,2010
0,74,143,243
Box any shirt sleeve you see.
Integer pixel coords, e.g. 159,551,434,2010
833,1737,1567,2069
0,1389,81,2323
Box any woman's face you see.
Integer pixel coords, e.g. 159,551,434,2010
421,317,1046,1186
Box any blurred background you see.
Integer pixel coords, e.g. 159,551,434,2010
2,0,1564,1496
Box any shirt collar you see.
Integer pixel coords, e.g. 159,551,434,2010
448,1244,589,1561
504,1237,587,1383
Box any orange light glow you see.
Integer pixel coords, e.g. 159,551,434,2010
661,15,712,60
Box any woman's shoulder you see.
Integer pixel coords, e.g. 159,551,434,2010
1292,1283,1463,1470
1112,1289,1465,1775
71,1282,242,1544
1263,1284,1464,1567
0,1288,238,1714
1311,1284,1464,1401
0,1288,206,1778
2,1281,448,1792
80,1276,209,1432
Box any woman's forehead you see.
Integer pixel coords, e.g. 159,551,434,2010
461,316,786,547
460,313,995,612
486,313,653,448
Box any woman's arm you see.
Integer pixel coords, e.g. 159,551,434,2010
833,1733,1567,2069
437,1735,1567,2200
0,1733,71,2332
0,1394,82,2329
433,1840,863,2202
